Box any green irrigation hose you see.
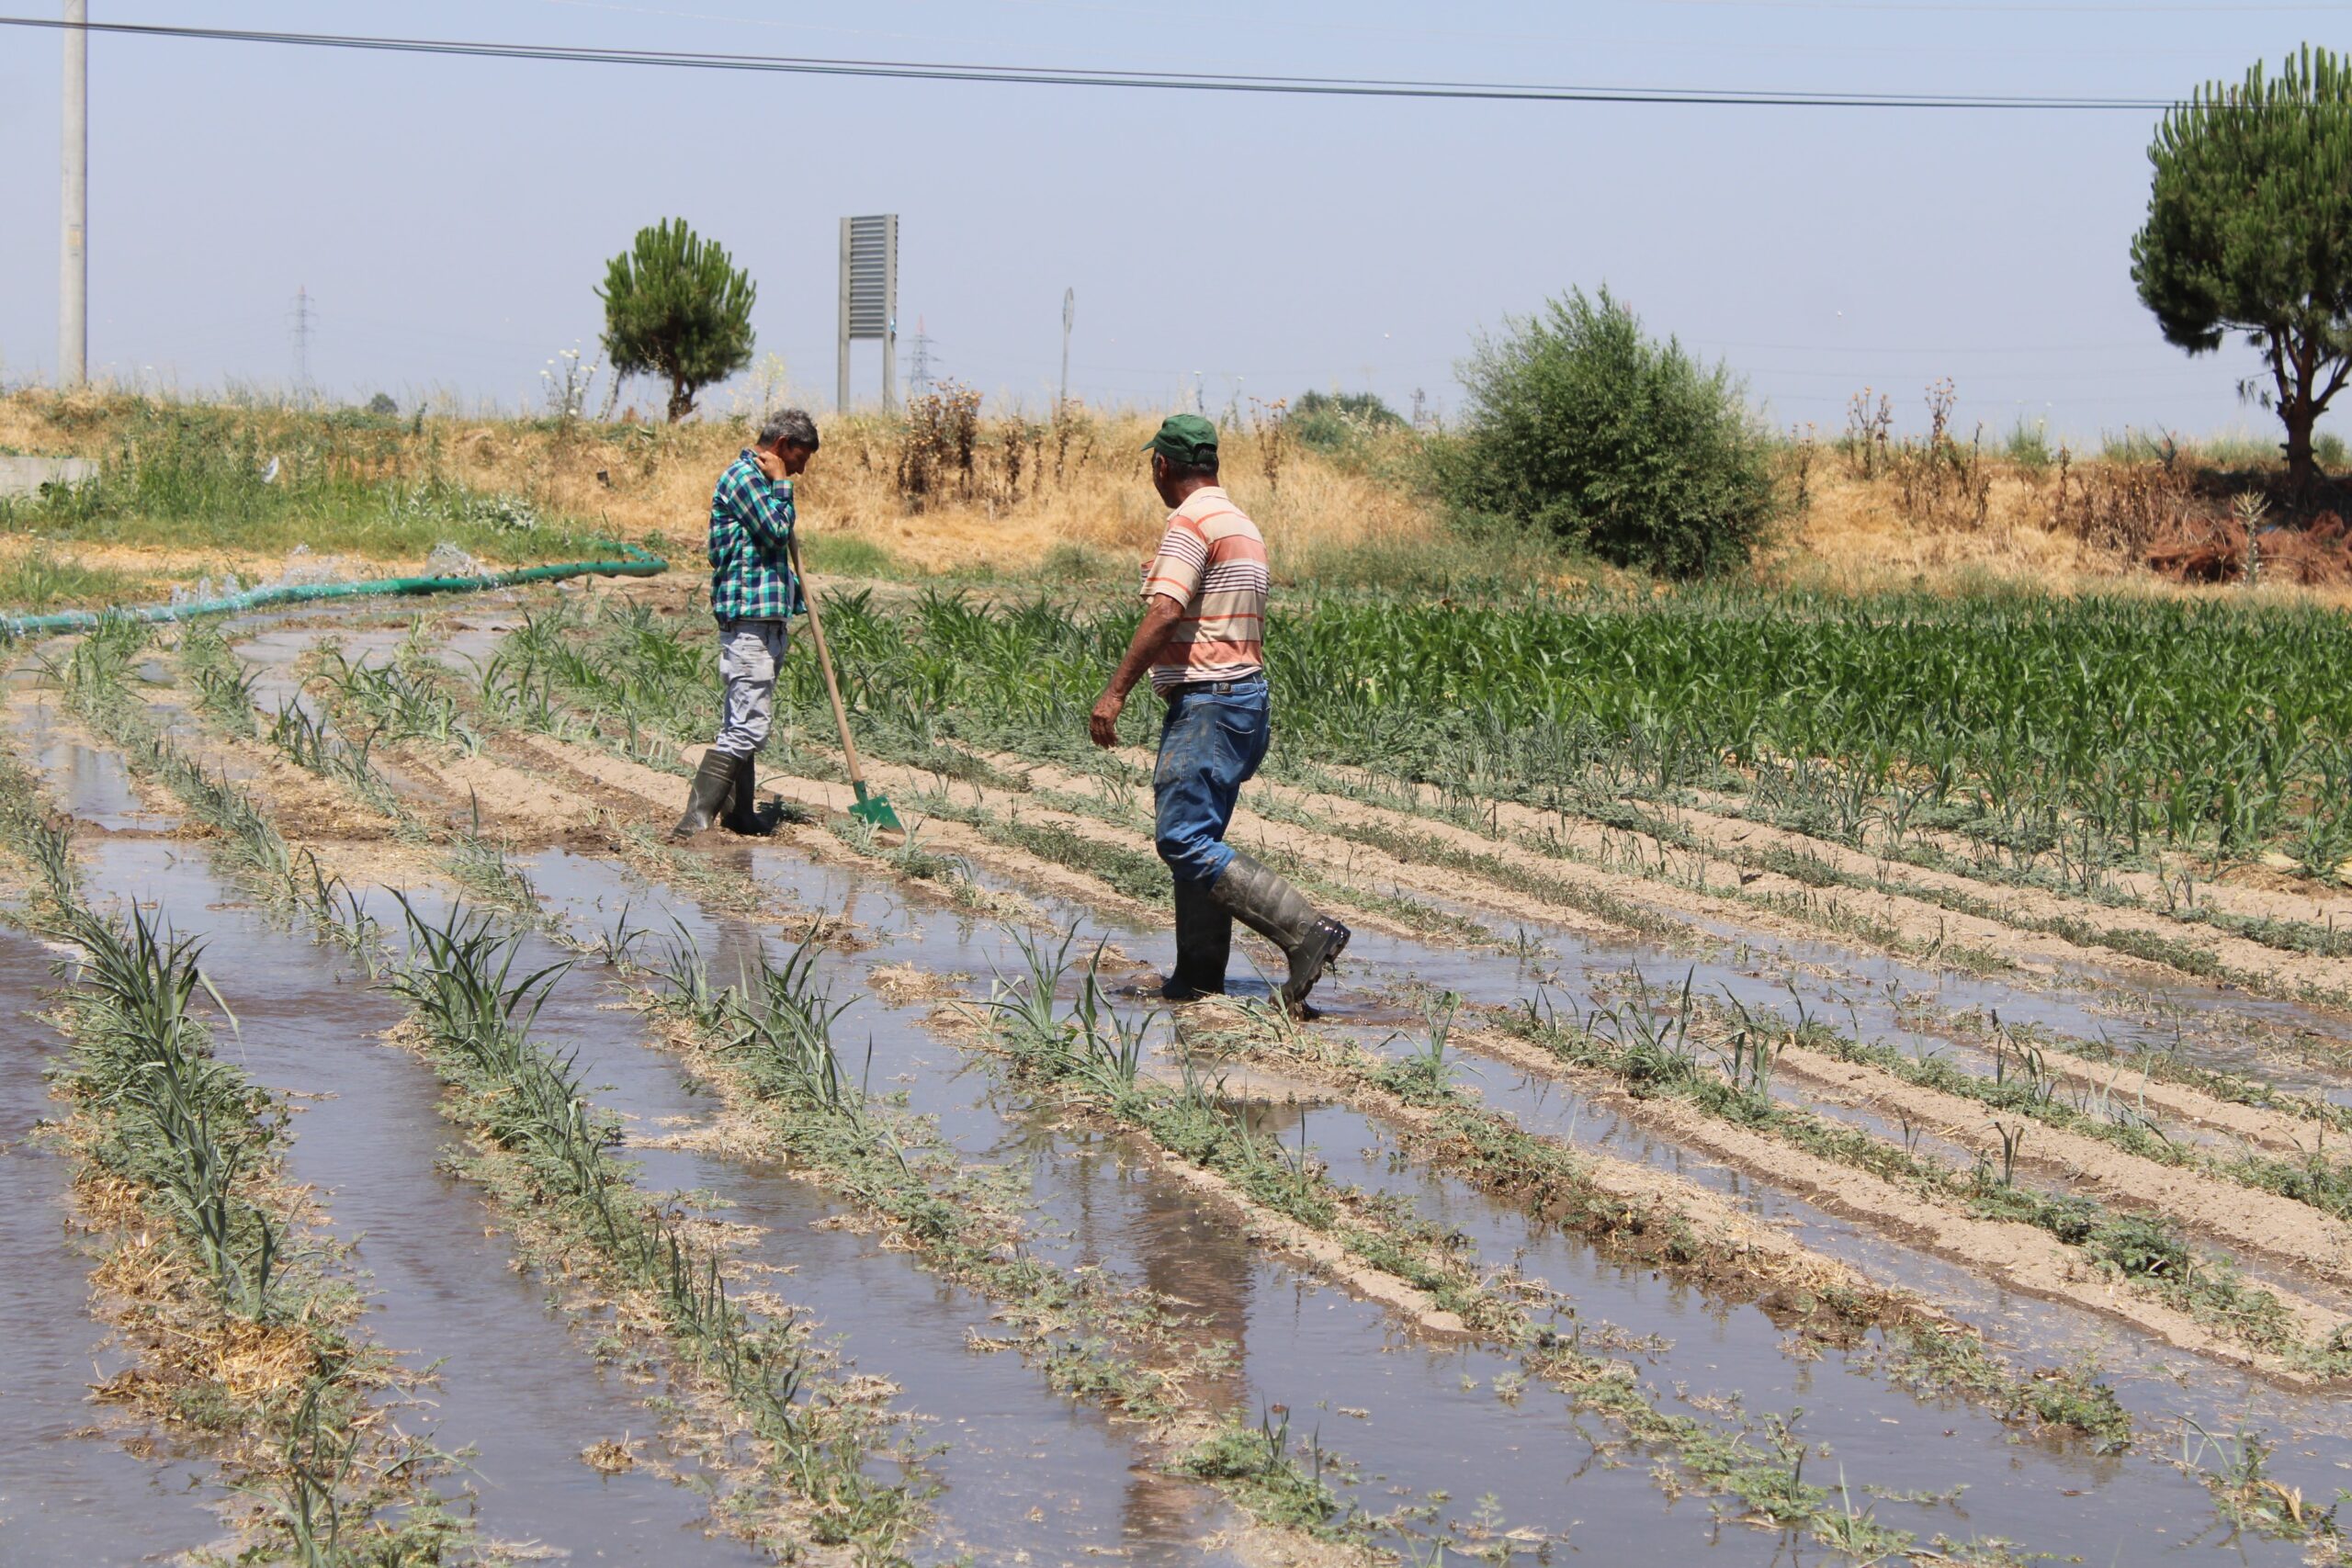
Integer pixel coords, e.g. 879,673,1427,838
0,539,668,639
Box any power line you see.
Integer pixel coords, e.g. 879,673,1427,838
0,16,2183,109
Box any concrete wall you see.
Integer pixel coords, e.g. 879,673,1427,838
0,457,96,498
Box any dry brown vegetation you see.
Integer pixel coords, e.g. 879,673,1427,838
1771,387,2352,593
7,381,2352,600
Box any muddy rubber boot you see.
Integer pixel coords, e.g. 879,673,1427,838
1205,852,1351,1011
722,753,765,836
1161,879,1233,1001
672,750,736,840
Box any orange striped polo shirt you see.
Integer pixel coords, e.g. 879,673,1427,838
1141,486,1268,694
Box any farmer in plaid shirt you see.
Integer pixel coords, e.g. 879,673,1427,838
673,408,818,838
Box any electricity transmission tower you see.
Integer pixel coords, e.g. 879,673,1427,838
290,286,316,403
909,317,934,401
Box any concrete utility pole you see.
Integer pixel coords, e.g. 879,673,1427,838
60,0,88,388
1059,287,1074,411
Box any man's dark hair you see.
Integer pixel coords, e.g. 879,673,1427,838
1161,456,1218,483
758,407,820,451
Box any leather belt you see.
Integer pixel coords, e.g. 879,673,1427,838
1164,678,1264,697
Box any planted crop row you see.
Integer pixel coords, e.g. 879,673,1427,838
968,930,2026,1562
0,734,461,1564
153,625,1393,1556
1487,976,2352,1377
507,586,2352,870
1737,999,2352,1229
632,923,1372,1544
178,620,2079,1561
47,628,923,1556
386,898,917,1552
1173,993,2136,1450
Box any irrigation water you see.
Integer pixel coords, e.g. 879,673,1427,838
68,836,771,1562
0,926,234,1562
20,598,2352,1564
520,839,2335,1562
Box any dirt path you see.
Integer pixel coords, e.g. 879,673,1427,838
1767,1041,2352,1292
1294,755,2352,1008
1429,1021,2349,1384
995,739,2223,996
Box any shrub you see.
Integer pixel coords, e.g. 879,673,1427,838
1435,288,1778,577
1289,389,1404,453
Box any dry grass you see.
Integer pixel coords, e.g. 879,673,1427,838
0,389,1430,581
8,383,2347,602
481,406,1428,577
1764,463,2121,591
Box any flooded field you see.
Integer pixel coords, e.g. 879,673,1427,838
5,592,2351,1566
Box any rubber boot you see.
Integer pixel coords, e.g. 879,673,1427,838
1161,879,1233,1001
722,752,765,836
672,750,736,840
1205,852,1351,1011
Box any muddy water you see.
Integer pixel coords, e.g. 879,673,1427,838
516,852,1772,1559
508,846,2327,1564
6,697,179,834
475,852,1264,1563
230,623,412,717
75,839,765,1564
808,852,2352,1562
1253,784,2352,1106
111,606,2335,1562
0,927,233,1562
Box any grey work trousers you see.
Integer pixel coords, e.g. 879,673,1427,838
709,617,791,759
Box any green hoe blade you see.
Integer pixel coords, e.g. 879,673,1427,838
851,781,903,833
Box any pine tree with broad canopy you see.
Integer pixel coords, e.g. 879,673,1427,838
2132,45,2352,492
598,219,756,423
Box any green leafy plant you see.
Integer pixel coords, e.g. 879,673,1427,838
1435,287,1780,576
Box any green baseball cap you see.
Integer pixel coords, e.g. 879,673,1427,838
1143,412,1219,466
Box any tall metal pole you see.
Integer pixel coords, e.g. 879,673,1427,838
879,214,898,412
59,0,88,388
836,217,853,413
1059,288,1073,411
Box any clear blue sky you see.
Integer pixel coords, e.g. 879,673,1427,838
0,1,2337,443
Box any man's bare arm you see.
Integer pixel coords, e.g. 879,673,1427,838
1089,596,1184,748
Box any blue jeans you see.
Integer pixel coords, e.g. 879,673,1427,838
1153,680,1270,886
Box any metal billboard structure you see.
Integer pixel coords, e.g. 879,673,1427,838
837,214,899,412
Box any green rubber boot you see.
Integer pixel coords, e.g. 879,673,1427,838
672,750,736,840
722,753,765,835
1206,852,1351,1011
1161,879,1234,1001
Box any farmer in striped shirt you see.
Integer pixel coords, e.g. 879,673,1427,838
1090,414,1351,1011
673,408,818,839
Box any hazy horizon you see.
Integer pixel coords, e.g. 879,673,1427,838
2,1,2345,447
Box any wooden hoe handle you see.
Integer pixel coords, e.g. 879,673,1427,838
786,533,867,789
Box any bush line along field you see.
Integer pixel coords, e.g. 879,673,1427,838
5,384,2346,599
11,576,2352,1562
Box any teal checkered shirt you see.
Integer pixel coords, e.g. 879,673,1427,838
708,451,804,623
